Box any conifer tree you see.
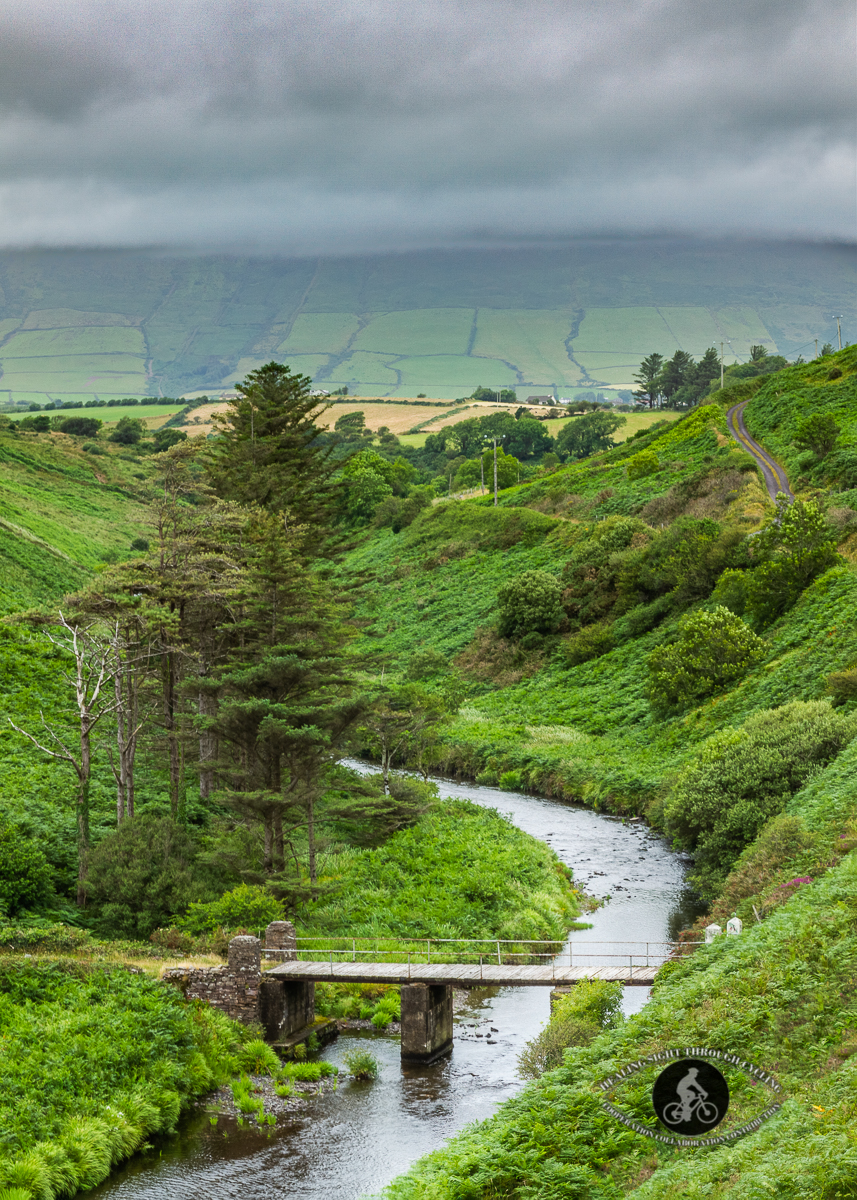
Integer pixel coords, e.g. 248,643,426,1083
204,362,343,551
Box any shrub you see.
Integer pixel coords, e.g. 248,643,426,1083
626,449,659,479
405,647,448,680
82,442,106,454
58,417,102,438
663,699,856,897
239,1039,282,1076
709,566,748,615
744,496,840,626
517,979,623,1079
793,412,840,459
129,536,150,551
179,883,284,936
647,606,767,710
343,1049,380,1079
497,570,563,638
563,623,615,666
86,816,214,939
826,667,857,706
153,428,187,451
0,824,52,916
107,417,145,445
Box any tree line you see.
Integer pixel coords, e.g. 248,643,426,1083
8,363,451,921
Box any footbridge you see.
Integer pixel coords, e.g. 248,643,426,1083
264,933,695,1064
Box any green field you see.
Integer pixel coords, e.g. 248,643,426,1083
471,309,583,385
0,243,851,402
5,404,181,426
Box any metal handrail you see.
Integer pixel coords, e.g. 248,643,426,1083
262,937,703,969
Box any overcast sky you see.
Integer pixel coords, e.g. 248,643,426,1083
0,0,854,252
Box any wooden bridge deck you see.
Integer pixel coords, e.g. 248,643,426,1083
267,961,659,986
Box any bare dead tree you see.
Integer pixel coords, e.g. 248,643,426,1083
8,613,117,905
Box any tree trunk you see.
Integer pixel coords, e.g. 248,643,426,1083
263,810,274,874
163,649,181,819
306,792,317,887
198,658,217,801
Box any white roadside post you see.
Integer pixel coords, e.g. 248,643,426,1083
704,924,723,944
726,915,743,936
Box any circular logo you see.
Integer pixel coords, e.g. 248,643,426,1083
652,1058,729,1136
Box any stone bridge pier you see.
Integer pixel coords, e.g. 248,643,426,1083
400,983,453,1065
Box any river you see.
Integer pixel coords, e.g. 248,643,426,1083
90,770,702,1200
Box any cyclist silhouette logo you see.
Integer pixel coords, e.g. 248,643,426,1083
652,1059,729,1136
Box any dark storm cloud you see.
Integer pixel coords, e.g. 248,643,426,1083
0,0,853,248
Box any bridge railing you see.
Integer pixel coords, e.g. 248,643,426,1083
262,937,700,969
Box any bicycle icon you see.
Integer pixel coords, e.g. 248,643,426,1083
660,1067,721,1128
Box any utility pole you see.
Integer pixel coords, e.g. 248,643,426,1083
484,435,505,506
480,455,484,495
815,338,818,359
720,342,724,388
836,316,842,350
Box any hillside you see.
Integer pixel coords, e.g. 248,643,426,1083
0,348,855,1198
0,241,853,404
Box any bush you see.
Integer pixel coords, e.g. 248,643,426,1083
744,496,840,626
238,1038,281,1076
793,412,840,460
663,700,856,897
153,428,187,451
710,566,748,615
58,417,102,438
405,647,448,680
626,449,659,479
107,417,145,445
647,606,767,710
497,570,563,638
179,883,284,936
563,623,615,666
343,1049,380,1079
826,667,857,706
86,817,215,939
0,824,52,916
517,979,623,1078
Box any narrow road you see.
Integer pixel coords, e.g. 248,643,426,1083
726,400,792,502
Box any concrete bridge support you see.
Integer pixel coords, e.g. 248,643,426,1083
400,983,453,1065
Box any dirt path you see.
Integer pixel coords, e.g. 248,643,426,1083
726,399,792,502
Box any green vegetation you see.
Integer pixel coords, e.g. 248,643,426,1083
517,979,624,1079
0,959,242,1196
343,1049,381,1080
0,337,855,1197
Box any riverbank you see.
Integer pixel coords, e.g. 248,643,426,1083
382,742,857,1197
0,787,586,1199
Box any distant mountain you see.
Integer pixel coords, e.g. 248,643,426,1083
0,240,853,403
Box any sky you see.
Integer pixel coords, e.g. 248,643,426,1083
0,0,854,252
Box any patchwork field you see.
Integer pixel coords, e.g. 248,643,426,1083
0,243,851,402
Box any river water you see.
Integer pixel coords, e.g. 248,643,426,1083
91,771,702,1200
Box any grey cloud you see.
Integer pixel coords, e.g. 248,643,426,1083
0,0,853,248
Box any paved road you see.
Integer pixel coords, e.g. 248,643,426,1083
726,399,792,502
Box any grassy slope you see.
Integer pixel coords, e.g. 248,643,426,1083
0,958,242,1197
0,430,153,611
344,350,857,814
368,348,857,1196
